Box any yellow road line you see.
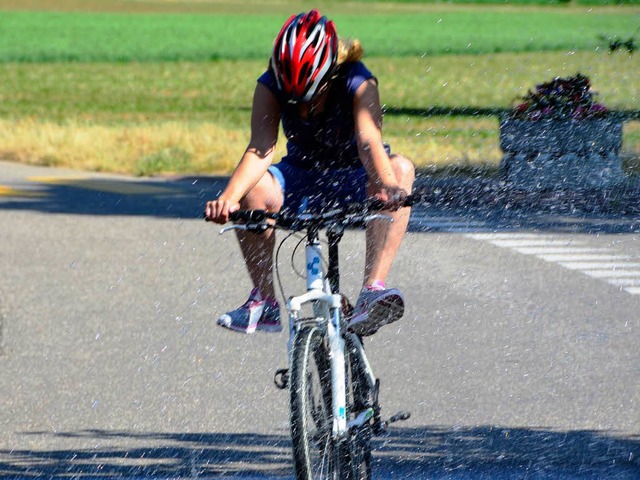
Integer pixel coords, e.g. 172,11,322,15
28,176,176,195
0,185,46,198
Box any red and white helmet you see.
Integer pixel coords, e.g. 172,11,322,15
270,10,338,103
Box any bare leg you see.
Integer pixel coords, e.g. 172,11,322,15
364,155,415,286
235,171,283,300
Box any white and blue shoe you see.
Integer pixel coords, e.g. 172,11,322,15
217,288,282,334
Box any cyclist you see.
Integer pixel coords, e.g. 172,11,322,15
205,10,415,336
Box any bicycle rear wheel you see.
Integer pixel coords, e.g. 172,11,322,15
290,324,346,480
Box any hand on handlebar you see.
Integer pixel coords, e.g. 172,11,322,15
372,185,409,212
205,197,240,224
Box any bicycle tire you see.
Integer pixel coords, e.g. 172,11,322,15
290,324,347,480
345,334,373,480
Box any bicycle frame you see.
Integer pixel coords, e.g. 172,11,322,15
218,212,381,441
286,229,350,437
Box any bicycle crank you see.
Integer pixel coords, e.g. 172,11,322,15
371,378,412,434
386,411,412,425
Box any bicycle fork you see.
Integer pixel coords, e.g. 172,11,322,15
285,239,350,438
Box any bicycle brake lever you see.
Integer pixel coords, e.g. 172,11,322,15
220,223,271,235
219,225,248,235
364,214,394,223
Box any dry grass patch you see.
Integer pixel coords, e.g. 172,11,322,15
0,119,277,176
1,115,636,177
0,116,504,175
384,115,502,170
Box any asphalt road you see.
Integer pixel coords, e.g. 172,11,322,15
1,160,640,479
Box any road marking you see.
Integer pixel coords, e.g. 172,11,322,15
489,239,577,248
584,270,640,278
0,185,46,197
465,232,640,295
536,254,633,262
558,262,640,270
606,278,640,286
28,176,175,195
409,214,490,232
514,247,610,255
466,233,547,240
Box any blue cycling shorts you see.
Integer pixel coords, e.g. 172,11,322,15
268,161,369,214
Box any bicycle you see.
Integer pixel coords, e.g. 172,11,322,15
215,196,414,480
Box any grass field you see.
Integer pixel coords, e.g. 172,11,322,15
0,1,638,176
1,10,637,62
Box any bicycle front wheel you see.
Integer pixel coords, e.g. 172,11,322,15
345,333,373,480
290,324,346,480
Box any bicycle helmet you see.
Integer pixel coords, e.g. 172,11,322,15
270,10,338,103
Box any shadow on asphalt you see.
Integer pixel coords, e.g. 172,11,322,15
1,426,638,478
0,176,228,219
1,172,639,234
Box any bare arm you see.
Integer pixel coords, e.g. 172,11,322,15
353,79,406,206
205,82,280,223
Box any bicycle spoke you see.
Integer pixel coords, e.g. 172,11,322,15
291,326,338,480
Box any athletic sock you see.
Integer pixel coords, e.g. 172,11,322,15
365,280,386,291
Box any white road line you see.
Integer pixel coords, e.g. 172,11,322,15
413,220,482,228
559,262,640,270
584,270,640,278
514,247,609,255
606,278,640,286
536,254,633,262
489,239,579,248
464,232,640,295
466,233,551,240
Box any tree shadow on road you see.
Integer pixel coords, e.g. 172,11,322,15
0,175,228,219
1,170,639,233
1,425,638,479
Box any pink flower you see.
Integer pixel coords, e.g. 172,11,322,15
511,74,609,120
590,103,608,114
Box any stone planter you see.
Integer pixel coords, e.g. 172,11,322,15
499,117,624,191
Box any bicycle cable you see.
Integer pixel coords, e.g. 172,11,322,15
274,229,303,304
289,235,307,280
274,229,331,305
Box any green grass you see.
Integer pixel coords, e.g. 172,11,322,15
0,2,638,174
1,50,637,175
0,10,637,62
352,0,640,3
352,0,571,3
2,52,636,121
135,146,193,176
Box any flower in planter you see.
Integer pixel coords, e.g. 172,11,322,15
511,73,609,121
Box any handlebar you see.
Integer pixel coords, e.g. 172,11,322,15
208,194,417,235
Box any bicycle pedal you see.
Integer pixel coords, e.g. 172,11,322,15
373,411,411,435
387,411,411,424
340,294,354,318
274,368,289,390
